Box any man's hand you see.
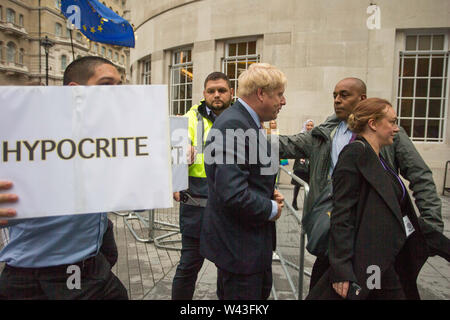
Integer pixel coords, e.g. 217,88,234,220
270,202,284,221
332,281,349,299
187,145,196,165
273,189,284,204
270,189,284,221
173,192,180,202
0,180,18,226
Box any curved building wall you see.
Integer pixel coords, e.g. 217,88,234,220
128,0,450,191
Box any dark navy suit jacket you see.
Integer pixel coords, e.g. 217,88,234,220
200,100,277,275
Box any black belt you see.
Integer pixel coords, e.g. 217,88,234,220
5,255,96,274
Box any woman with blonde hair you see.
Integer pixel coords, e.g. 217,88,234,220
307,98,450,300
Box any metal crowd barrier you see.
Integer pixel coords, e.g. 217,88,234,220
113,205,182,251
443,160,450,196
272,166,311,300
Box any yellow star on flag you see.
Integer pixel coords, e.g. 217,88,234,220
97,25,103,32
83,25,87,31
90,27,96,33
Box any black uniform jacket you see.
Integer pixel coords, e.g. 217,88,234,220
200,101,277,275
308,137,435,300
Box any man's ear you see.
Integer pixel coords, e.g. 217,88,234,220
360,94,367,101
230,87,235,97
256,88,264,102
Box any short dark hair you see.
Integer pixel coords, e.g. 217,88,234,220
204,72,231,89
63,56,115,85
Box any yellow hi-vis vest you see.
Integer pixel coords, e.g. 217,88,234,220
185,101,213,180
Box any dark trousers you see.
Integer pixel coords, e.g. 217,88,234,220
0,252,128,300
171,235,205,300
310,255,329,290
100,218,118,268
217,267,272,300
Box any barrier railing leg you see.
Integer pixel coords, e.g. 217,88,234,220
298,228,306,300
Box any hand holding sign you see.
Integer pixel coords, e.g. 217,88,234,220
0,180,17,225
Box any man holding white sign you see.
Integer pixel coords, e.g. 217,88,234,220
0,57,137,300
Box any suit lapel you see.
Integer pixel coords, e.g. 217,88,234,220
356,140,404,228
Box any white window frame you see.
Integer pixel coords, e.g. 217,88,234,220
396,31,449,143
141,56,151,84
169,48,193,115
222,38,260,100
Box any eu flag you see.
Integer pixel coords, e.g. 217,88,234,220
61,0,135,48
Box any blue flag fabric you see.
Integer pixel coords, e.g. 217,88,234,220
61,0,135,48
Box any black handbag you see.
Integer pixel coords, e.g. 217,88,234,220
302,183,333,257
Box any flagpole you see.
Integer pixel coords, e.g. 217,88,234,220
69,29,75,61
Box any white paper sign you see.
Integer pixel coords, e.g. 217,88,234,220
0,85,173,219
170,116,189,192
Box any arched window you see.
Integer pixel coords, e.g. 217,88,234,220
6,8,15,24
18,48,24,65
7,42,16,63
0,6,3,21
61,55,67,70
55,23,62,37
0,42,3,62
19,14,23,26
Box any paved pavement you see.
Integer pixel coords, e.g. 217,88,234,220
1,186,449,300
119,185,450,300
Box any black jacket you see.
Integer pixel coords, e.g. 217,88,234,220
200,101,277,274
307,137,449,300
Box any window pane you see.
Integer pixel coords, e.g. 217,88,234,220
401,79,414,97
427,120,439,139
172,101,178,115
186,100,192,112
406,36,417,51
179,101,185,115
400,119,412,137
431,57,444,77
172,68,180,84
227,62,236,79
238,42,246,56
432,35,444,50
428,99,442,118
430,79,443,97
186,67,193,83
229,43,236,57
248,41,256,54
400,99,413,117
187,84,192,99
403,58,415,77
415,79,428,97
187,50,192,63
414,99,426,117
180,85,185,99
413,119,425,137
180,69,186,84
418,35,431,51
417,58,429,77
172,85,179,100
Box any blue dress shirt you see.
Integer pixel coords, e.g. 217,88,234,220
330,121,354,177
0,213,108,268
238,98,278,220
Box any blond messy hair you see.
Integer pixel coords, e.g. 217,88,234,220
237,63,287,97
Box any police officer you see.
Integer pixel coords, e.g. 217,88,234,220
171,72,234,300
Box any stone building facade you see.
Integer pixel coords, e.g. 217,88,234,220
0,0,130,85
127,0,450,191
